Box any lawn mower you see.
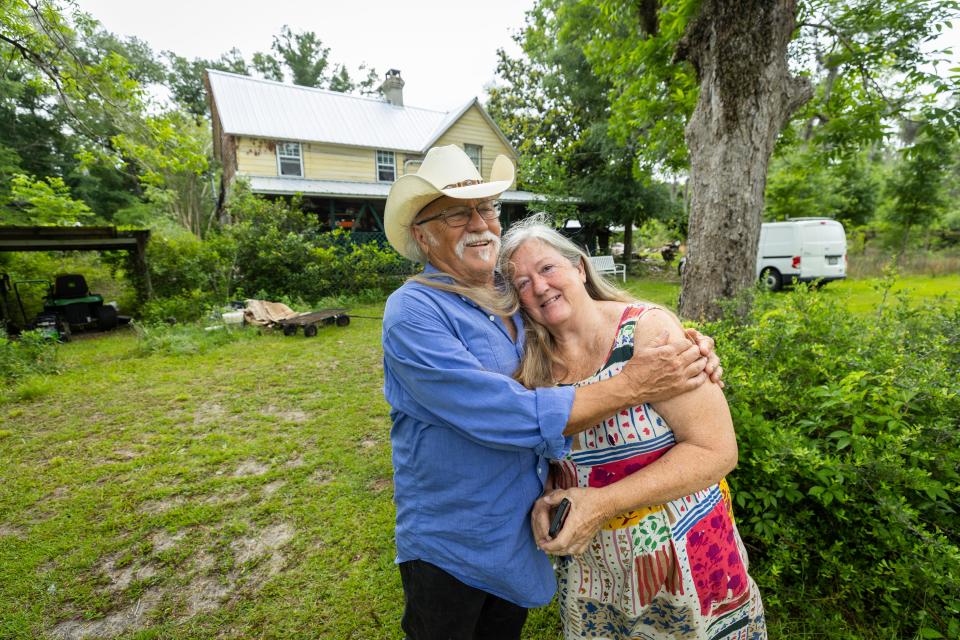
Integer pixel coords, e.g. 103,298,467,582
42,273,119,332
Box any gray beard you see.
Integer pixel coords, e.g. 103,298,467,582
455,231,501,263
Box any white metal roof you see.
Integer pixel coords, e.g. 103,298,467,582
207,70,495,153
246,176,391,198
245,175,544,203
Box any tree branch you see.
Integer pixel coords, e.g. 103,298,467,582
797,20,894,107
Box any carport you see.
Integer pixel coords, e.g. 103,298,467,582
0,226,152,301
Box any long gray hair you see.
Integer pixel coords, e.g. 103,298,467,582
497,214,636,388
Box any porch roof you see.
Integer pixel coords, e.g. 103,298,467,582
245,176,548,204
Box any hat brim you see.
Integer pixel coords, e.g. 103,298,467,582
385,154,514,261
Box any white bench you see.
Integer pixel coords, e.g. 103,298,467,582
588,255,626,282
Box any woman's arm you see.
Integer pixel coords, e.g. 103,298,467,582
534,309,737,555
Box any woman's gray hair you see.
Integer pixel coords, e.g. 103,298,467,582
498,213,636,388
498,213,632,307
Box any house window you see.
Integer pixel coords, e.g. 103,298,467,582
464,144,482,171
277,142,303,177
377,150,396,182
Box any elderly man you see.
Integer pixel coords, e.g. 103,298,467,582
382,145,720,640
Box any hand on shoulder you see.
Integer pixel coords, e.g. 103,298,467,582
619,307,708,405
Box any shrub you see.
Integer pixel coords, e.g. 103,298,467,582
700,284,960,638
224,191,413,302
0,328,59,382
138,289,214,324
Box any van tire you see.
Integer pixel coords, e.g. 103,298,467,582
760,267,783,292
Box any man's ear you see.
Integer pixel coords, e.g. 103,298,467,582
411,225,431,257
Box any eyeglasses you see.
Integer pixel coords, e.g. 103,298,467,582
414,199,502,228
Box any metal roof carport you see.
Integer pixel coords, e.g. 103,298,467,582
0,226,152,301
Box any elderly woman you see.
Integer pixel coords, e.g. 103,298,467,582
498,217,766,639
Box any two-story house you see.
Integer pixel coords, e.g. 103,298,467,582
204,69,543,239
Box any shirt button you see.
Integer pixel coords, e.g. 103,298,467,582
538,466,542,474
488,315,495,321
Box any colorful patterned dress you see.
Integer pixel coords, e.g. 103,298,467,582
552,304,766,639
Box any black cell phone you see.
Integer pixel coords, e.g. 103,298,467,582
548,498,571,538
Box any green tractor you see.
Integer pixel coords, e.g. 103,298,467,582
1,273,126,341
43,273,125,337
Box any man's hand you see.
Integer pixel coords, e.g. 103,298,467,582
620,331,708,404
685,328,724,387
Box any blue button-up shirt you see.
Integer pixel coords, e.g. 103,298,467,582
382,265,575,608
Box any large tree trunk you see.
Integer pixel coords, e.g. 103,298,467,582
676,0,812,320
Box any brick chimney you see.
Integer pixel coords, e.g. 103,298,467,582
380,69,405,107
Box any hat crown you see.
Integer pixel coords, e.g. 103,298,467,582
383,145,515,262
416,145,483,189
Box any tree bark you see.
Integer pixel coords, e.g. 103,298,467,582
675,0,812,320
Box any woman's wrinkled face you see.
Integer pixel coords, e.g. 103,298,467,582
509,239,587,328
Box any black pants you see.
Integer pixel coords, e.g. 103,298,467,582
399,559,528,640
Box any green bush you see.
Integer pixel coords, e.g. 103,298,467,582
701,283,959,638
138,289,214,324
138,192,412,320
224,190,413,302
0,328,59,381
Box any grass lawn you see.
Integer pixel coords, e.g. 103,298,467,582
0,309,435,639
622,272,960,312
2,272,957,639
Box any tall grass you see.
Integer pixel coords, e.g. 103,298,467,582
848,247,960,278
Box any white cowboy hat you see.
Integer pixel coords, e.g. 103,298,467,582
384,144,515,261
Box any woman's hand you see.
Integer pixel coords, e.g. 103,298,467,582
533,487,612,556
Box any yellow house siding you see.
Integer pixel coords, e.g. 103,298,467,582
236,137,402,183
234,110,514,185
304,143,377,182
434,106,515,183
235,137,279,176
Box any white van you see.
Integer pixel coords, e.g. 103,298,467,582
756,218,847,290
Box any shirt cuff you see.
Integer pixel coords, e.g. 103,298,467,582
534,385,575,459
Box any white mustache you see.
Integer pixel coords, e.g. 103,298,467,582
455,231,501,260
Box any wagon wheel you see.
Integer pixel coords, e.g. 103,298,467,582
322,316,336,326
304,324,318,338
283,323,298,336
336,314,350,327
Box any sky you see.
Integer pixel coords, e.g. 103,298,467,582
73,0,533,112
74,0,958,113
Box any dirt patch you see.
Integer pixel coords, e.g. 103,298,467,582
201,490,249,506
0,523,24,538
260,405,309,423
184,575,232,616
233,459,269,477
261,480,285,496
360,439,377,449
194,401,226,424
138,496,185,515
191,550,217,573
312,468,335,485
50,587,162,640
150,529,185,554
370,477,393,493
284,454,305,468
231,522,295,576
99,554,157,592
109,448,139,461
